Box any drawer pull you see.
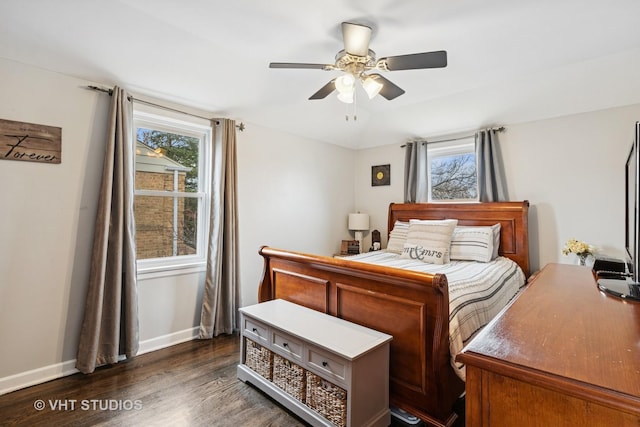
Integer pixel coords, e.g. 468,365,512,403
252,327,258,333
283,342,289,348
322,361,328,367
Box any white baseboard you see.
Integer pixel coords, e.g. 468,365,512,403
137,327,199,355
0,327,199,396
0,359,79,396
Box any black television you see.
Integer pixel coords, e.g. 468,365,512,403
625,122,639,282
598,121,640,300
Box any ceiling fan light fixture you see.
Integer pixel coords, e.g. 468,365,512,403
337,90,354,104
335,73,356,94
362,75,383,99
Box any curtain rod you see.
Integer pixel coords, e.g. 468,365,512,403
400,126,505,147
87,85,245,131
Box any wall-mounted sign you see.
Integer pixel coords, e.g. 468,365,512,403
0,118,61,164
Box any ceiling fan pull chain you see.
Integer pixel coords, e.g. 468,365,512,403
344,91,355,121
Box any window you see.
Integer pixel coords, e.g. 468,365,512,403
427,138,478,202
133,109,211,274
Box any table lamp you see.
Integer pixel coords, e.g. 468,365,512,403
348,212,370,253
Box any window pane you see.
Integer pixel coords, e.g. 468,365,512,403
430,153,477,200
133,110,211,272
134,195,199,260
135,128,199,192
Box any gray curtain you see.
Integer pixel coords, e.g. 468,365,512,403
76,86,138,374
475,129,508,202
198,119,239,338
403,139,429,203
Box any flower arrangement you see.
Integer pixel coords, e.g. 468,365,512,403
562,238,593,265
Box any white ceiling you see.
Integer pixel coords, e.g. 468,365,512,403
1,0,640,149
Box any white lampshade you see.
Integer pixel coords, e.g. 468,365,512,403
348,213,369,231
362,75,383,99
337,90,354,104
335,74,356,93
336,74,356,104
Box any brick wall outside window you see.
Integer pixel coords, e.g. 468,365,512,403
134,170,196,259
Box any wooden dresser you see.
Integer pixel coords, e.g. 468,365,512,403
457,263,640,426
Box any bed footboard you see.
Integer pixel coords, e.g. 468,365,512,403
258,246,465,427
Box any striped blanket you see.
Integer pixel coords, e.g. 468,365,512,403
344,250,526,380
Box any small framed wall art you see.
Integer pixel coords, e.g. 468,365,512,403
371,164,390,186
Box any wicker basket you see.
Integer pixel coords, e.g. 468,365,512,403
305,372,347,427
244,338,273,381
273,353,306,402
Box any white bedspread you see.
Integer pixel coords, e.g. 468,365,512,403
343,251,526,380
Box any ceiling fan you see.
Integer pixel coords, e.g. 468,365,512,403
269,22,447,103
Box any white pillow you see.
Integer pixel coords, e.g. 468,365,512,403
450,224,501,262
400,243,447,264
406,219,458,263
386,221,409,254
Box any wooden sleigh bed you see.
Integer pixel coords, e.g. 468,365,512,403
257,201,530,427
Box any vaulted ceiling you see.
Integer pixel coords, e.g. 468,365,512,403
2,0,640,149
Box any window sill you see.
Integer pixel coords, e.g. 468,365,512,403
137,262,206,280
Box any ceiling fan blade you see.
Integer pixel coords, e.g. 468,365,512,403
269,62,329,70
368,74,405,100
341,22,372,57
309,79,336,100
381,50,447,71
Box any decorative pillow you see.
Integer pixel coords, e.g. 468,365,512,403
491,223,501,259
386,221,409,254
406,219,458,263
450,223,501,262
400,243,448,264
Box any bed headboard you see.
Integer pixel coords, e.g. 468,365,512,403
388,201,530,277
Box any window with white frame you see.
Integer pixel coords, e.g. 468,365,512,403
427,137,478,202
133,109,211,273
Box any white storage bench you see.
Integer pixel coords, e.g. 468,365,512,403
237,299,392,427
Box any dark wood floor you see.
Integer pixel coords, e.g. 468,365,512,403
0,334,308,427
0,334,465,427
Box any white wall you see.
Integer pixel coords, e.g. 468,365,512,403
0,59,106,383
502,104,640,269
354,145,405,251
0,58,356,393
237,124,355,307
355,104,640,272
